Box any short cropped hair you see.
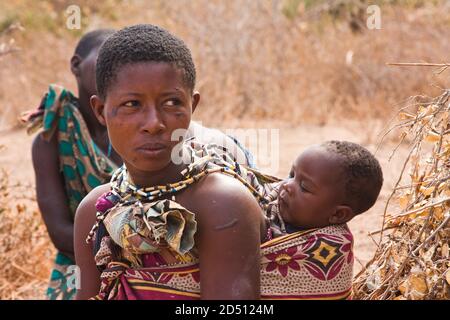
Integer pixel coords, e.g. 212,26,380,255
96,24,196,99
321,140,383,215
74,29,115,58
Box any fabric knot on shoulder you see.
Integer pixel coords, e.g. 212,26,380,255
95,192,120,213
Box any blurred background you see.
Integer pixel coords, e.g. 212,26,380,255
0,0,449,299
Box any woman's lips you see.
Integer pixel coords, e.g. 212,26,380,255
136,142,168,157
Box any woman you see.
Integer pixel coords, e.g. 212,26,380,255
74,24,265,300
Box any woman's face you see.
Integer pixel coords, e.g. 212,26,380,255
93,62,199,175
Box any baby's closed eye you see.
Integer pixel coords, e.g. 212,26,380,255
299,181,310,193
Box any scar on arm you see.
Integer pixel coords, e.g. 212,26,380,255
214,218,238,231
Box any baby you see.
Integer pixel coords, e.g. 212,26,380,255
264,140,383,239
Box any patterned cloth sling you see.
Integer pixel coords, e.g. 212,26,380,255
89,140,354,300
22,84,118,300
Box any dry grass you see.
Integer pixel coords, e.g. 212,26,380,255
0,0,449,130
0,22,22,57
0,161,54,299
161,0,450,127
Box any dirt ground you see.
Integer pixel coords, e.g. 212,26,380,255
0,118,409,284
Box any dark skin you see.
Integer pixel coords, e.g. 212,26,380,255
33,44,247,263
74,62,265,300
279,146,354,230
32,45,122,261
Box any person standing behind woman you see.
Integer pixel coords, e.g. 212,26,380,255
23,29,122,300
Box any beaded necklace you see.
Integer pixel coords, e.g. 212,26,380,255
86,141,269,243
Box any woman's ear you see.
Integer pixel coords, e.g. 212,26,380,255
90,95,107,126
191,91,200,114
329,205,354,225
70,54,82,78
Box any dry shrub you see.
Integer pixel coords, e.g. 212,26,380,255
353,87,450,300
0,1,449,130
0,21,22,57
0,156,54,299
154,0,450,126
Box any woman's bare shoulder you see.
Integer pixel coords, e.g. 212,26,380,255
184,172,265,229
75,183,111,227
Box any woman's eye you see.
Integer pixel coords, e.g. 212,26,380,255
164,98,182,107
123,100,140,108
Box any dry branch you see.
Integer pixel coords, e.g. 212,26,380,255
353,87,450,300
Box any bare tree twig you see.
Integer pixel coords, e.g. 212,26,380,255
387,62,450,67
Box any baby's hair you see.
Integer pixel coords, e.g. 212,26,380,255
96,24,196,100
321,140,383,215
74,29,115,59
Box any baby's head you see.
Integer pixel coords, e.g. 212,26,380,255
278,140,383,229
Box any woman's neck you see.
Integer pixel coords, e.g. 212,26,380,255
125,150,191,188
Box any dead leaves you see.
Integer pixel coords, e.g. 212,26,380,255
398,272,428,300
353,91,450,300
445,269,450,286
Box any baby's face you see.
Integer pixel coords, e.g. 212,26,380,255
278,146,346,229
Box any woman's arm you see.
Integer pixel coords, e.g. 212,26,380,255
74,185,107,299
32,134,75,260
193,174,264,300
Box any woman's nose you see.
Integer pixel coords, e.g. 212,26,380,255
141,106,166,135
